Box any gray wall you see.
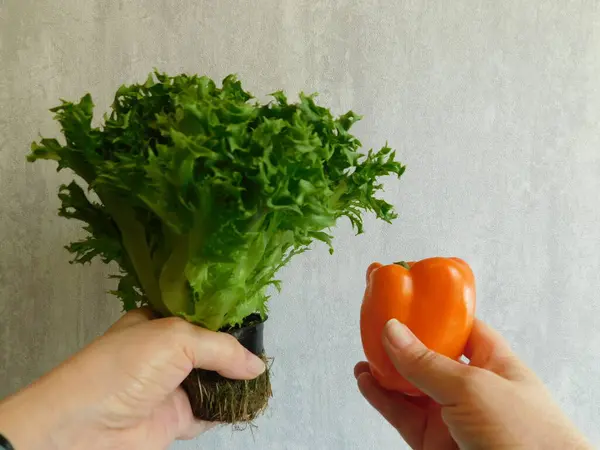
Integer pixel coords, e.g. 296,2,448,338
1,1,599,448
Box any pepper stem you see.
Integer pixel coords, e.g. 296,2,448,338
394,261,411,270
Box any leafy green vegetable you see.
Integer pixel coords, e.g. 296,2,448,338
29,71,405,331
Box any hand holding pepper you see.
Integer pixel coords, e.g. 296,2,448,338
355,318,592,449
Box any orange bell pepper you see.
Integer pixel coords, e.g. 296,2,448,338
360,257,476,395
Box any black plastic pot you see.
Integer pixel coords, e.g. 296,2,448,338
225,313,266,356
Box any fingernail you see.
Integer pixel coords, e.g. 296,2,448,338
246,351,266,376
384,319,414,349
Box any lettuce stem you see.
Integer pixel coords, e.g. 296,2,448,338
159,234,193,316
99,191,169,317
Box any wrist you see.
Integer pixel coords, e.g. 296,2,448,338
0,384,52,449
0,372,93,450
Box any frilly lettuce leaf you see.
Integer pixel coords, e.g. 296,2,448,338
29,71,405,331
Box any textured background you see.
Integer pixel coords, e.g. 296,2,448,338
1,1,600,448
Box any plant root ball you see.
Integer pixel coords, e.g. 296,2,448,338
182,356,272,424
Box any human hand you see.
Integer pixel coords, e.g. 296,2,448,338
355,318,592,450
0,308,266,450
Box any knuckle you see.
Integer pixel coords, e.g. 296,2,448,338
458,368,486,398
160,316,190,333
221,332,240,346
151,317,191,345
411,348,438,370
218,332,243,356
153,318,200,366
396,348,438,378
497,355,533,381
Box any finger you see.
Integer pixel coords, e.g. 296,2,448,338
464,319,532,381
354,361,371,379
463,319,513,364
168,388,216,440
171,320,265,380
177,420,216,440
382,319,469,406
421,403,459,450
357,372,425,449
106,307,155,334
354,361,429,409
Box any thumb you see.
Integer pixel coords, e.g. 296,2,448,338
171,320,266,380
382,319,469,405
